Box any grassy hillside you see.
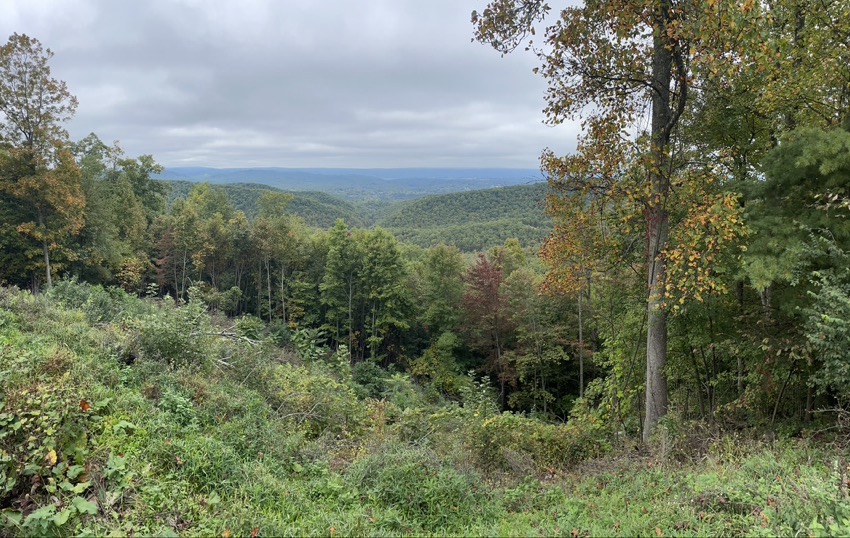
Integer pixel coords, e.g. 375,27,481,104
378,183,551,250
165,180,365,228
1,282,849,536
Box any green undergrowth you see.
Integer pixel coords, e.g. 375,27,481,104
2,282,850,536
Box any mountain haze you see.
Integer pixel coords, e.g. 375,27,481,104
155,167,544,202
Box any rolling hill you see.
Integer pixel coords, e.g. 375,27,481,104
155,167,543,202
163,179,551,250
377,182,551,250
164,181,365,228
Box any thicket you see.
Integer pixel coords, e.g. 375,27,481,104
3,284,850,536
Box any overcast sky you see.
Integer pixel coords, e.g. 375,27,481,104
0,0,580,169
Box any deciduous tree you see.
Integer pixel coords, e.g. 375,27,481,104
474,0,755,440
0,34,83,287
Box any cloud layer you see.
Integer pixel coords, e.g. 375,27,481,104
0,0,580,168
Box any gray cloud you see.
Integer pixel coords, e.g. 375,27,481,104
0,0,579,168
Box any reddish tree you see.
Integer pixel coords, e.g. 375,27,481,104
462,251,516,406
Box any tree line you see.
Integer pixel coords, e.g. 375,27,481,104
0,33,581,416
4,0,850,444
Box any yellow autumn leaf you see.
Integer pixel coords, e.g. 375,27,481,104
45,449,57,466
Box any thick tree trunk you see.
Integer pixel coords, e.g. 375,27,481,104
642,0,674,443
644,219,669,442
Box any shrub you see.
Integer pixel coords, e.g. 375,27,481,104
193,283,242,314
48,278,146,324
262,363,365,438
290,327,328,363
346,443,491,532
409,331,466,398
0,378,103,535
234,314,265,341
351,360,389,399
266,318,291,346
133,297,212,369
469,411,611,473
805,270,850,400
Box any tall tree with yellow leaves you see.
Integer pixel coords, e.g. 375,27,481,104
0,34,83,288
473,0,755,440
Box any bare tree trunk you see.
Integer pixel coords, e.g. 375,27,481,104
266,257,272,322
348,275,354,358
180,249,188,299
38,210,52,288
644,234,669,441
578,279,584,398
256,262,262,317
173,259,179,300
42,241,52,288
760,285,773,321
280,264,287,324
371,307,378,359
495,329,505,409
234,263,243,312
643,0,675,443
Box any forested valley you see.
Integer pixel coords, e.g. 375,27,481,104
4,0,850,535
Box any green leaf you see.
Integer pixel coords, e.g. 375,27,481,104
66,464,86,480
24,504,56,523
113,420,136,435
106,453,127,473
71,496,98,515
1,510,23,528
208,491,220,505
73,481,91,494
52,508,73,526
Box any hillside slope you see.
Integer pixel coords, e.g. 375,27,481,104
0,283,845,537
162,180,551,250
165,180,365,228
377,182,550,250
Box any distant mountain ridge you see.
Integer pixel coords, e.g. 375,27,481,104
155,167,543,202
161,167,550,251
